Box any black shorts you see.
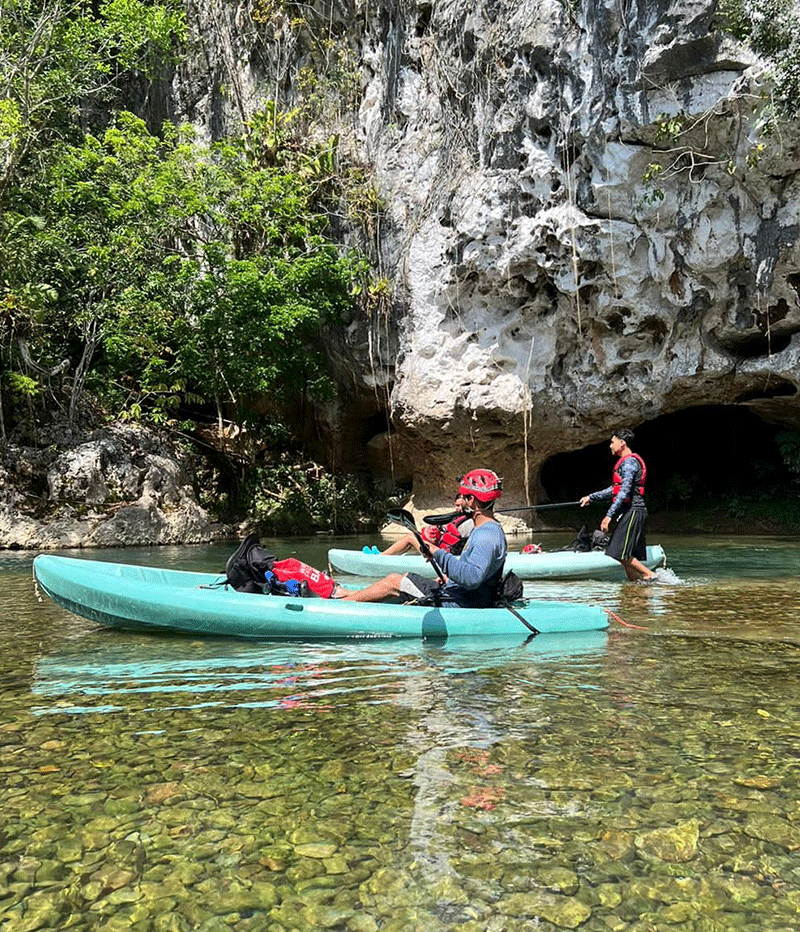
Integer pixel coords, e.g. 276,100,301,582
399,573,457,607
606,506,647,562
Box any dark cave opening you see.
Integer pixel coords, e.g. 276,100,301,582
540,406,800,526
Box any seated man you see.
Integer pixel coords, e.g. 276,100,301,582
338,469,506,607
376,500,473,557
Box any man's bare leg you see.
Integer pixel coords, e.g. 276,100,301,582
621,557,657,581
381,535,416,556
338,573,404,602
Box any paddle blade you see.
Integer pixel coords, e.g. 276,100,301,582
387,509,447,584
422,510,460,526
386,509,417,532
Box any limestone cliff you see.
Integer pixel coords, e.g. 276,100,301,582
169,0,800,511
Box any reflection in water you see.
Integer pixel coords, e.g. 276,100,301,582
32,629,609,714
4,536,800,930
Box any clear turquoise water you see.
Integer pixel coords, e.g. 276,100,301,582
3,535,800,931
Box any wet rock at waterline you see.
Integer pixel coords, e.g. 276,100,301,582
0,422,222,548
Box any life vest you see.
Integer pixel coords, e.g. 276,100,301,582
421,525,442,545
272,558,337,598
457,566,505,608
612,453,646,502
440,515,470,553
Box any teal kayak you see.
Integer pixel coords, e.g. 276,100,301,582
328,544,666,579
33,554,609,639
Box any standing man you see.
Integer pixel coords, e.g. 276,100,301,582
579,429,657,582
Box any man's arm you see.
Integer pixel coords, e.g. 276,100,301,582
580,486,612,508
435,527,503,590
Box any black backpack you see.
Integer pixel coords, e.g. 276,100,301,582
496,569,524,603
225,534,277,592
557,524,593,553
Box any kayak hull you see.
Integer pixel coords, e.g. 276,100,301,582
328,545,666,580
33,555,609,639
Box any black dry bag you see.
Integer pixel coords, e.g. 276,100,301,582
225,534,276,592
497,570,524,603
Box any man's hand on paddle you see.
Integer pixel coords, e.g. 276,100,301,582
408,536,434,559
419,540,436,562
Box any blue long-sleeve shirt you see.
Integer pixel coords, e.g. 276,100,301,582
432,520,507,607
588,456,646,519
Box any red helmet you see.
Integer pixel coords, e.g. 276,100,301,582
458,469,503,502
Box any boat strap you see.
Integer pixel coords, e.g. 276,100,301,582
501,603,540,635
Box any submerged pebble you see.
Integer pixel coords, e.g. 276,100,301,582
6,559,800,930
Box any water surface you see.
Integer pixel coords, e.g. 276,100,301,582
3,534,800,931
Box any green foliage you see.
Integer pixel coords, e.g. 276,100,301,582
0,97,22,164
295,40,362,125
5,371,39,398
0,0,186,195
247,459,385,533
243,2,384,248
168,245,353,411
0,0,385,530
102,0,186,71
0,213,54,320
250,0,361,125
639,0,800,197
717,0,800,115
654,114,685,145
718,0,794,55
640,162,665,205
9,111,364,431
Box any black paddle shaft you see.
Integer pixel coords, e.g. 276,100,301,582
386,509,447,584
423,501,582,526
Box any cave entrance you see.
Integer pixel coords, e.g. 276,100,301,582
539,406,800,532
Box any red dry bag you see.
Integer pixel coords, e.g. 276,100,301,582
271,558,337,599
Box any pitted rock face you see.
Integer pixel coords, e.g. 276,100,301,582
170,0,800,506
1,424,216,549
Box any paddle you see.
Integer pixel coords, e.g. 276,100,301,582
386,509,448,584
500,500,582,512
423,500,583,526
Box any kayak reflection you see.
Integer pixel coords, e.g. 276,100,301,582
32,629,609,714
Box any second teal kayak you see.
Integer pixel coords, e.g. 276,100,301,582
328,545,667,579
